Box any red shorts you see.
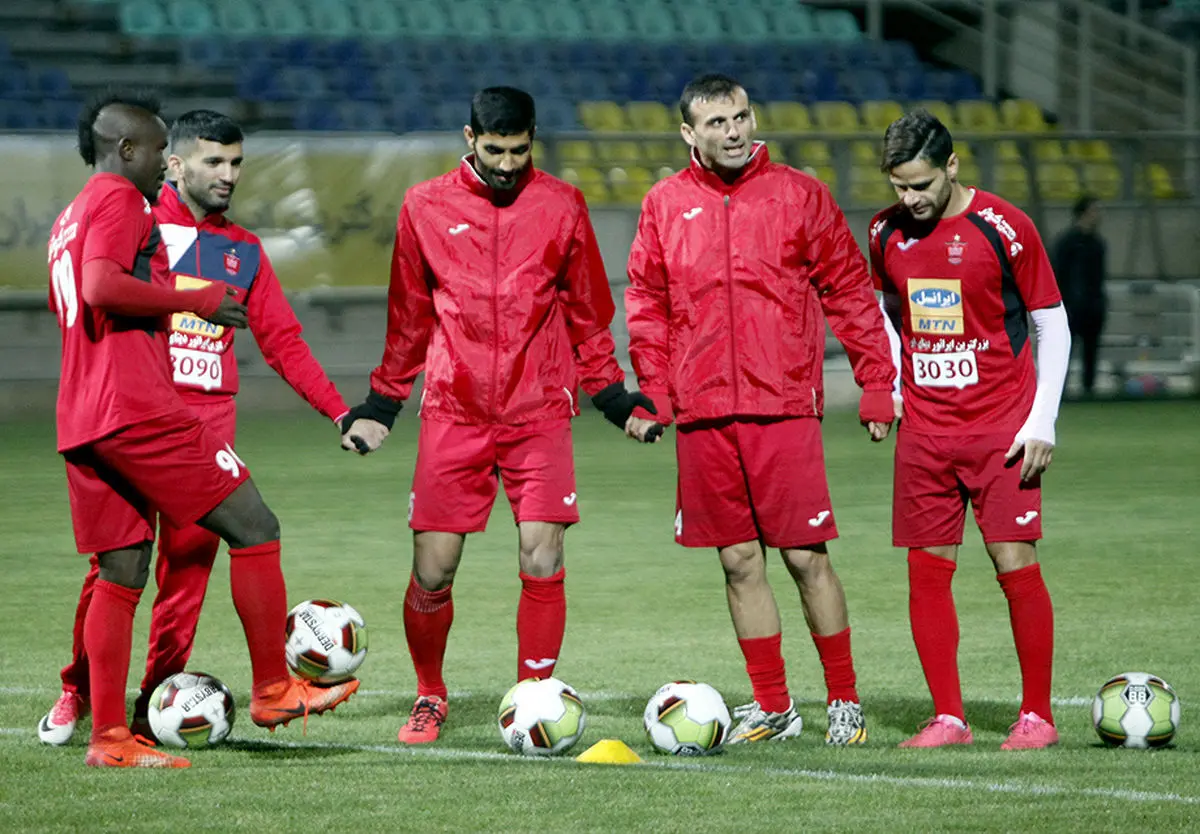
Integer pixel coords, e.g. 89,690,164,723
409,419,579,533
674,417,838,549
892,429,1043,547
63,403,248,554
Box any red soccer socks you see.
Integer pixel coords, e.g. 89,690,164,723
997,563,1055,725
811,627,859,705
908,549,965,722
737,633,791,714
84,579,143,737
516,569,566,682
229,540,289,689
404,574,454,701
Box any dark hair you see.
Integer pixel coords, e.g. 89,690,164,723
679,73,744,126
77,87,162,166
170,109,244,152
470,87,536,137
880,108,954,172
1073,195,1097,219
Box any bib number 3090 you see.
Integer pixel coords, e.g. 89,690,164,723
912,349,979,389
171,346,223,390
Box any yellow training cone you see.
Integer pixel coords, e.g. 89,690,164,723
575,739,643,764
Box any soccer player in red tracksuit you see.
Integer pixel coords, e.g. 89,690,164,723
625,75,897,746
870,110,1069,750
340,87,657,744
43,100,357,766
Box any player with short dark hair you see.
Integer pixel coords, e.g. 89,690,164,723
869,108,1070,750
626,73,896,746
340,86,656,744
48,93,356,767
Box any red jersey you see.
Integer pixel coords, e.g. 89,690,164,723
49,173,180,452
154,184,346,421
869,188,1062,435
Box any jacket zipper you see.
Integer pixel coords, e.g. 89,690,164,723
490,202,500,422
723,194,738,412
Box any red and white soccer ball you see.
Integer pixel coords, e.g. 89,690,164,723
147,671,236,749
285,599,368,684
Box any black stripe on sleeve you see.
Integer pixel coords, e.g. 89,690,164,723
966,213,1028,357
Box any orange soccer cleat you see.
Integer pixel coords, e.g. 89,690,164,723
397,695,448,744
249,676,360,732
85,727,190,769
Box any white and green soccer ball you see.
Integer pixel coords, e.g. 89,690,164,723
285,598,368,684
1093,672,1180,748
644,680,731,756
147,672,236,749
497,677,586,757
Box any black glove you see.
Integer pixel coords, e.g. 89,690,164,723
340,391,403,452
591,383,657,430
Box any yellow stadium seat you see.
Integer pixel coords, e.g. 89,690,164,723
996,140,1023,162
578,101,627,132
860,100,904,132
850,140,879,165
557,140,595,166
1137,163,1178,200
1067,139,1115,162
794,140,832,166
850,167,894,204
1081,162,1122,200
595,140,642,165
625,102,674,133
915,100,956,131
560,166,610,204
956,159,981,186
608,166,655,205
812,101,860,133
532,140,547,162
642,138,684,166
764,101,811,132
1036,162,1081,201
655,165,678,182
995,162,1030,202
956,100,1001,133
809,165,838,190
1034,140,1065,162
954,141,974,162
763,140,787,164
999,99,1047,132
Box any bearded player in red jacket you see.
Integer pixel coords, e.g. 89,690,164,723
625,74,897,746
39,109,353,748
340,87,656,744
870,110,1069,750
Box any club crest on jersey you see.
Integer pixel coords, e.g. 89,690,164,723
223,250,240,275
946,234,967,265
908,278,964,335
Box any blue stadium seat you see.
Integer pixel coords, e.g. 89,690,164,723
293,98,344,131
32,69,72,99
0,65,30,99
537,97,580,131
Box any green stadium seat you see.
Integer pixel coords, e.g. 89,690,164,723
353,0,404,36
578,101,627,131
915,100,956,131
539,4,587,38
814,9,862,41
403,0,451,38
955,141,975,162
1081,162,1122,201
608,166,655,205
861,100,903,132
995,139,1022,162
581,2,634,41
166,0,215,34
1036,162,1081,202
119,0,169,36
812,101,860,133
764,101,811,132
850,140,877,165
258,0,312,36
655,165,678,182
447,1,492,40
626,102,674,132
1000,99,1047,132
500,1,543,40
1067,139,1115,162
643,139,685,167
305,0,355,37
957,159,982,186
629,2,678,42
794,140,832,166
728,7,773,44
595,140,642,166
809,165,837,191
995,161,1030,202
850,167,893,204
956,100,1001,133
676,5,724,42
770,5,818,43
561,166,609,204
1034,140,1065,162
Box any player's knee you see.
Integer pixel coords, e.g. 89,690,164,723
719,541,765,586
96,545,152,589
782,546,831,581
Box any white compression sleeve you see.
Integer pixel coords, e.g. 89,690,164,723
1015,304,1072,446
880,293,903,398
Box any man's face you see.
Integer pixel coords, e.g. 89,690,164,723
1079,204,1101,232
125,117,169,203
888,155,958,222
465,128,532,191
681,89,757,172
169,138,244,214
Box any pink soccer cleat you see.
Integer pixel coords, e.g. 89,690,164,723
1000,712,1059,750
898,714,974,748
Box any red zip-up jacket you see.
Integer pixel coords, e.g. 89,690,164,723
154,182,347,422
369,158,624,424
626,144,895,425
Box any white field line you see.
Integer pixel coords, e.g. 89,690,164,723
2,729,1193,806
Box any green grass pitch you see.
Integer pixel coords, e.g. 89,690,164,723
0,401,1195,832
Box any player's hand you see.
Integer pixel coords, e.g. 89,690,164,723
625,415,665,443
893,394,904,421
205,288,248,329
592,383,658,430
866,421,891,442
859,388,895,442
341,418,389,454
1005,437,1054,482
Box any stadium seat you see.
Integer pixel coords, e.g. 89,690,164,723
860,100,903,132
353,0,404,36
166,0,215,34
812,101,860,132
1033,140,1066,162
728,7,773,44
578,101,626,131
955,141,974,162
808,165,837,190
629,2,678,43
770,5,818,43
643,138,683,166
626,102,673,133
850,141,877,165
916,100,956,131
995,139,1022,162
957,159,982,186
849,167,894,204
955,100,1001,133
560,165,609,204
677,5,724,43
539,4,587,39
1036,162,1082,201
999,98,1047,132
995,161,1031,202
581,3,634,42
119,0,169,36
446,1,492,40
762,140,787,164
764,101,811,132
595,140,642,166
215,0,265,35
258,0,312,36
1081,162,1122,200
654,164,677,181
608,166,655,205
532,139,547,162
794,140,832,166
1068,139,1116,162
304,0,356,37
815,9,863,41
402,0,451,38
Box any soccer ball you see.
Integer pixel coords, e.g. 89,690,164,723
643,680,731,756
1093,672,1181,748
285,598,368,684
497,677,586,757
147,672,236,749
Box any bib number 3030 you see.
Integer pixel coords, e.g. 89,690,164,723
171,346,223,390
912,350,979,389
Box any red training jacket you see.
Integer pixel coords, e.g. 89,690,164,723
626,143,895,425
369,157,624,424
154,183,347,422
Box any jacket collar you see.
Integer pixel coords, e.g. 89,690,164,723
156,181,229,230
458,154,534,203
688,141,770,193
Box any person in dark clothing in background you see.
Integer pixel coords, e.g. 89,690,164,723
1053,196,1107,397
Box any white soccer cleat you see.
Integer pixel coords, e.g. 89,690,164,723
38,691,87,746
825,699,868,745
726,700,803,744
